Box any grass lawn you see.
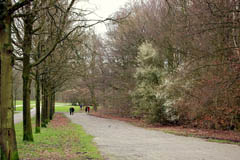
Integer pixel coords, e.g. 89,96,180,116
15,106,34,112
55,105,82,113
14,103,80,113
15,100,70,106
15,100,36,106
55,102,71,106
55,105,94,113
15,113,103,160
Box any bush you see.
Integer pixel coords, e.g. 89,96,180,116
132,42,177,124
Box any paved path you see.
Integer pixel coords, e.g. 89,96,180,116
66,113,240,160
14,104,69,124
14,108,36,124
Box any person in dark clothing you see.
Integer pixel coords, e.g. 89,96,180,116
72,107,75,115
87,106,90,113
69,107,75,115
80,104,83,110
85,106,90,113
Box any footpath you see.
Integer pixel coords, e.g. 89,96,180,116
14,103,69,124
14,108,36,124
66,113,240,160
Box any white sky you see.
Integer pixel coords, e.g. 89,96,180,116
77,0,130,34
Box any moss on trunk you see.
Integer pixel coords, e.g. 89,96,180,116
0,2,19,158
22,5,34,141
22,70,33,141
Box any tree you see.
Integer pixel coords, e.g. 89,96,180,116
13,0,82,140
0,0,34,159
96,0,240,129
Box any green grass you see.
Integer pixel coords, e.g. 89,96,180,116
55,105,81,112
16,100,23,105
15,114,103,160
14,102,79,113
207,139,240,145
55,102,71,106
55,105,94,113
15,100,70,107
15,100,35,106
15,106,34,112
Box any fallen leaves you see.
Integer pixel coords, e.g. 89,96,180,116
48,113,71,128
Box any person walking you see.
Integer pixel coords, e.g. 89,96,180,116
87,106,90,113
72,107,75,115
85,106,90,113
69,107,75,115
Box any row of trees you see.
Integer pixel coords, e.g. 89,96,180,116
70,0,240,130
0,0,110,159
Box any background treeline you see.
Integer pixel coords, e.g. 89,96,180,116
68,0,240,131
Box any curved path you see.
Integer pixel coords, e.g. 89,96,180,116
14,103,69,124
66,113,240,160
14,108,36,124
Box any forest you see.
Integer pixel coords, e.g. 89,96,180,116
0,0,240,159
66,0,240,131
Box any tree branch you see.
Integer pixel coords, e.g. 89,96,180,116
8,0,34,15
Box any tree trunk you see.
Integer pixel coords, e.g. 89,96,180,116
50,92,54,120
90,87,97,111
41,82,47,128
0,48,1,158
22,7,34,141
53,93,55,115
0,3,19,158
35,68,41,133
22,67,33,141
47,89,51,122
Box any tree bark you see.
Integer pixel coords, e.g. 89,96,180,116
22,4,34,141
53,93,55,115
0,2,19,158
47,89,51,122
35,68,41,133
0,44,1,158
22,67,33,141
22,37,33,141
50,92,54,120
90,86,97,111
41,81,47,127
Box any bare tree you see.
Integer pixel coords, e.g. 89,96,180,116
0,0,34,159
